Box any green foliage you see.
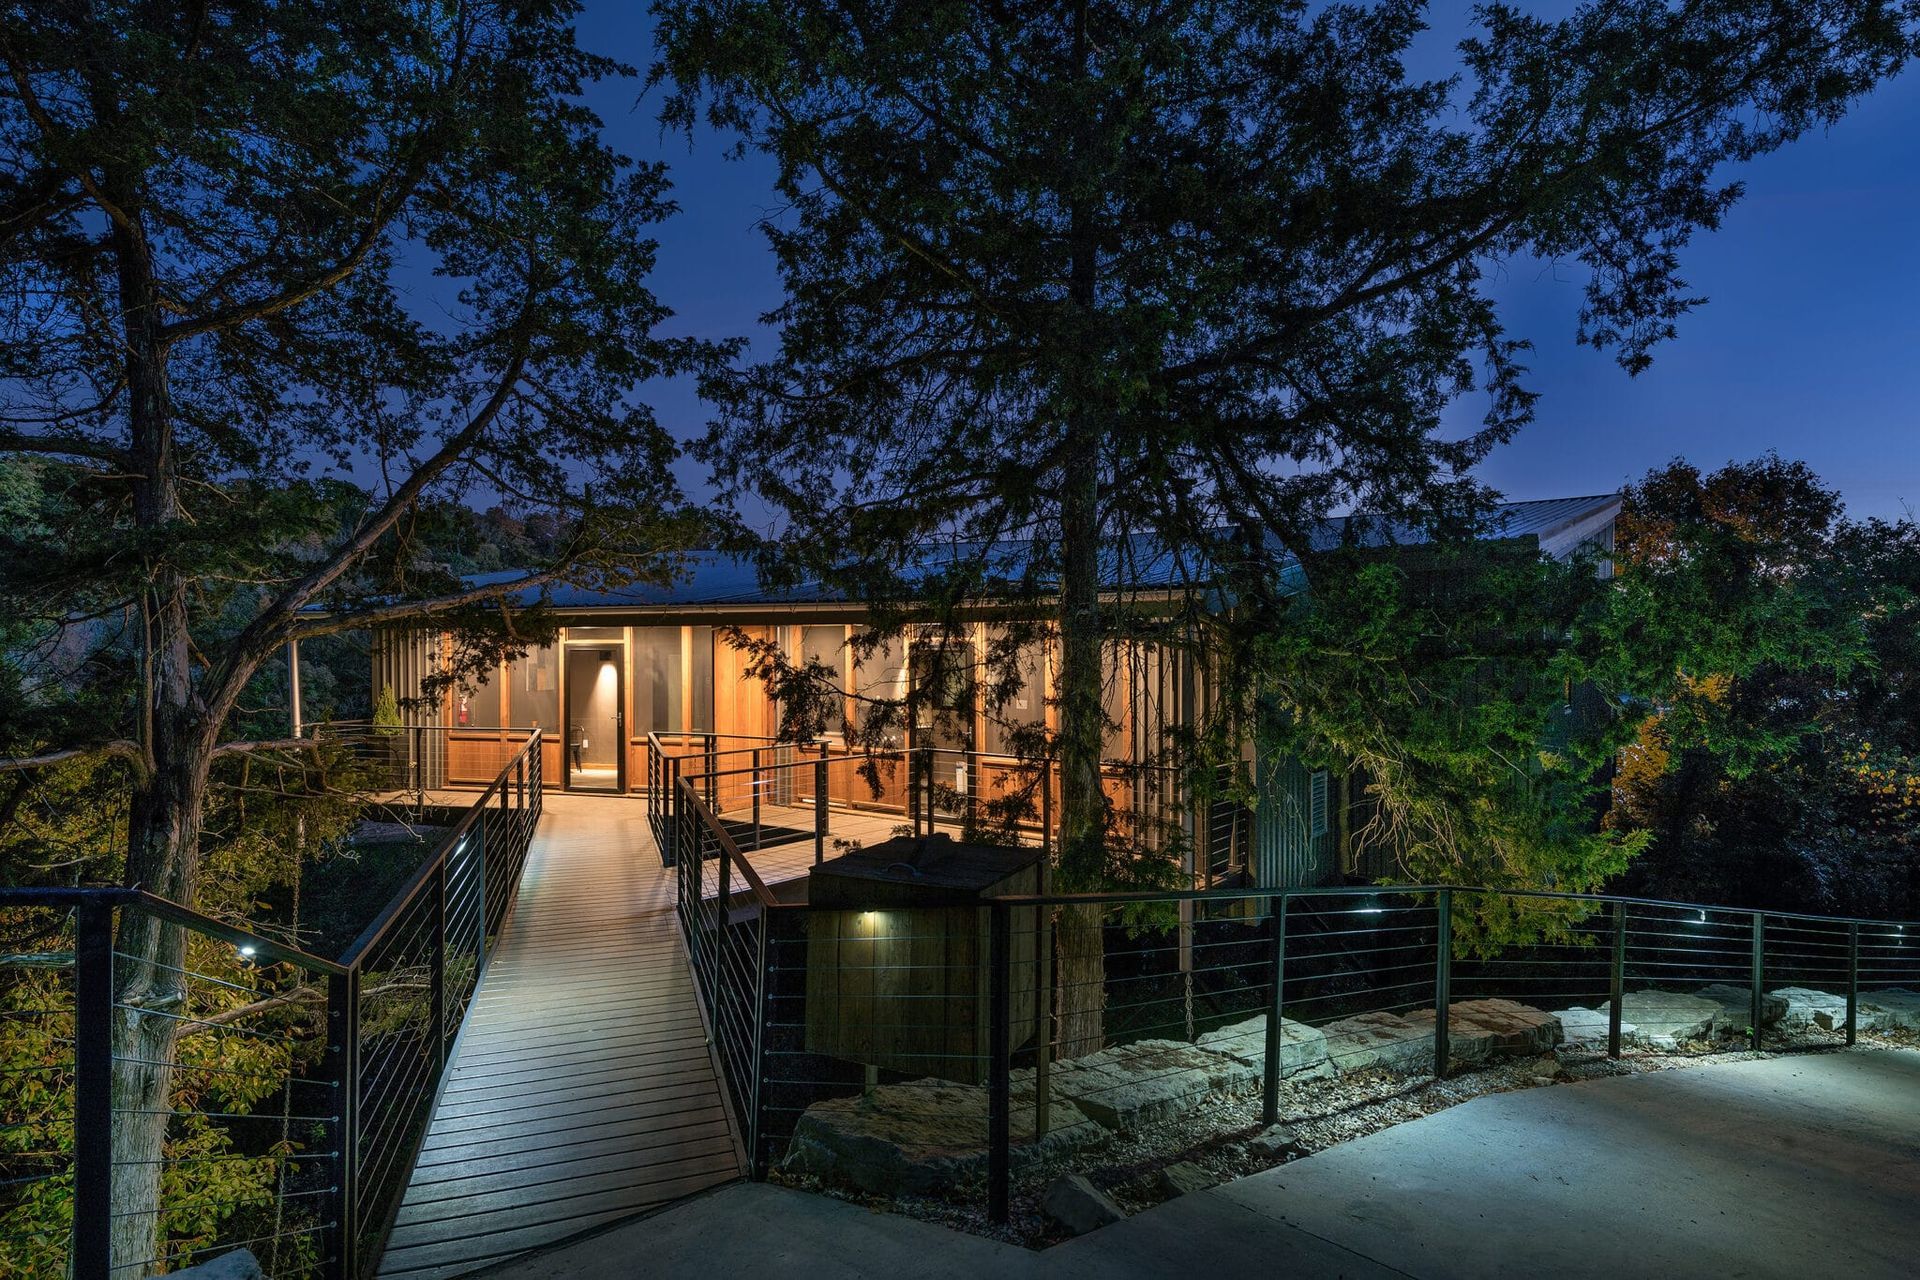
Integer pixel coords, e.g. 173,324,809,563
0,928,328,1278
372,685,404,735
1608,458,1920,916
1241,539,1648,922
652,0,1916,919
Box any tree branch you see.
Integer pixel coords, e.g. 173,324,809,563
0,740,150,780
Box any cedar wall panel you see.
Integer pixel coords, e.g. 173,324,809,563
713,625,777,739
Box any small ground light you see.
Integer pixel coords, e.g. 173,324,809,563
238,944,256,959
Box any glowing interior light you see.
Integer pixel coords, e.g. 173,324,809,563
1697,911,1708,923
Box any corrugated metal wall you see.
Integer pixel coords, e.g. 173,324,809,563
369,627,446,789
1253,740,1339,888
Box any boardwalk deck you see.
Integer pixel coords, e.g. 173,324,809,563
378,794,742,1280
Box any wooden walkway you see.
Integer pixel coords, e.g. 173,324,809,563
378,794,742,1280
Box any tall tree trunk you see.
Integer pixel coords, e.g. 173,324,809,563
106,190,212,1275
1054,428,1108,1058
1052,9,1108,1058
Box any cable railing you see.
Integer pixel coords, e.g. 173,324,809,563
666,782,1920,1232
649,733,1205,877
0,729,542,1280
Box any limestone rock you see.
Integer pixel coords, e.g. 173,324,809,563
1602,991,1719,1042
1159,1161,1219,1197
1049,1038,1260,1133
781,1076,1100,1195
1693,983,1787,1039
1193,1014,1334,1080
1552,1005,1639,1047
1245,1123,1300,1161
1321,1011,1432,1075
1406,999,1562,1062
1043,1173,1125,1235
1862,988,1920,1031
1770,987,1849,1034
171,1251,263,1280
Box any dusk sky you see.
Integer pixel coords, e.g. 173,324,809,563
577,3,1920,522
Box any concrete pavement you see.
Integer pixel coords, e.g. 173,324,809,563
479,1048,1920,1280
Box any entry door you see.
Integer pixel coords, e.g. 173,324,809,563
564,645,625,792
909,646,974,819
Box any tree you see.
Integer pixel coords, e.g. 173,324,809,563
1248,538,1643,911
0,2,714,1266
1605,456,1918,915
651,0,1915,1047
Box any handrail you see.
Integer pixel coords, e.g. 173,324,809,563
675,774,778,907
0,724,546,1280
983,880,1920,929
133,890,352,977
339,728,538,970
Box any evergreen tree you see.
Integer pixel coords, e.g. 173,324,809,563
652,0,1916,1048
0,2,717,1266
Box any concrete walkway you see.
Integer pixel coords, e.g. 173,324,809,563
479,1048,1920,1279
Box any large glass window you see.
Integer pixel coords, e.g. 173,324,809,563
508,645,558,732
1102,642,1134,762
690,626,714,732
982,641,1046,757
853,633,908,747
801,625,849,736
454,661,502,729
632,626,684,734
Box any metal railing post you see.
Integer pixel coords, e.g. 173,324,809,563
431,859,448,1070
751,748,762,850
412,724,424,808
1750,912,1766,1052
1609,902,1626,1059
712,833,731,1023
1433,890,1452,1079
1261,893,1287,1127
475,810,490,953
1846,921,1860,1046
986,901,1012,1224
1041,758,1053,856
748,906,771,1179
71,898,113,1280
325,967,362,1280
814,746,829,866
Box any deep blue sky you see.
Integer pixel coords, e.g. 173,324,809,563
578,4,1919,522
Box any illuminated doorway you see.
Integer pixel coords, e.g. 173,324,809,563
564,644,624,792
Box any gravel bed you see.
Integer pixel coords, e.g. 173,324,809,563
771,1030,1908,1249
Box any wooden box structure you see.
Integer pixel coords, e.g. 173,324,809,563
805,835,1042,1085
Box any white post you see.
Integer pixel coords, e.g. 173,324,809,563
288,637,303,736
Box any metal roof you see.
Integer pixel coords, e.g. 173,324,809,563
466,493,1622,613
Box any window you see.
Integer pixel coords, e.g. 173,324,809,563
1101,642,1133,762
632,626,683,734
508,645,558,731
853,633,908,747
800,625,849,735
982,641,1045,757
1309,770,1330,838
690,627,714,732
455,662,502,728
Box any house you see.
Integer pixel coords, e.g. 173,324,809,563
351,494,1622,889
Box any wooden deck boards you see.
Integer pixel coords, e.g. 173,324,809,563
376,790,996,1279
377,794,742,1280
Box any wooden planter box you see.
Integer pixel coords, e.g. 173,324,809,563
805,835,1042,1085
